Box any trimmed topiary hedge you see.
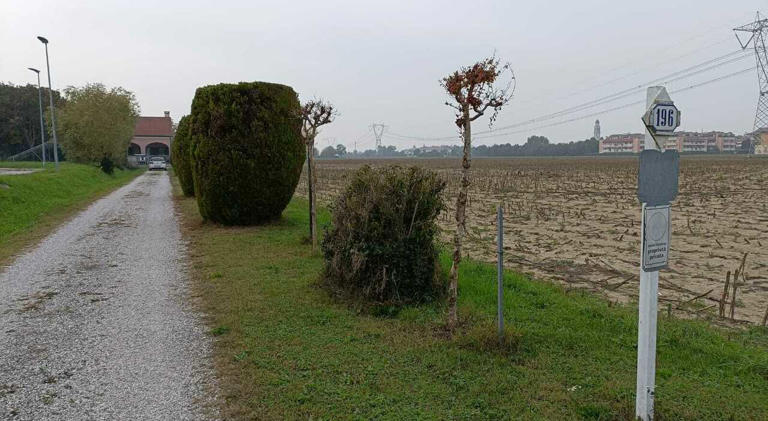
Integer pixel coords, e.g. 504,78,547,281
321,165,447,305
189,82,304,225
172,115,194,196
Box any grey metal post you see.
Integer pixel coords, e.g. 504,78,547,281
497,204,504,343
29,68,46,166
39,36,59,170
307,145,314,241
636,86,663,421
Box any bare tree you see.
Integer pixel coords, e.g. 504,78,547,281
300,99,337,251
441,56,515,332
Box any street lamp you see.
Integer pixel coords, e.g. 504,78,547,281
27,67,46,166
37,35,59,170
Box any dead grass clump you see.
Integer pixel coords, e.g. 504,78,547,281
457,320,524,357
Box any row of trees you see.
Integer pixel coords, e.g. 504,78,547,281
0,82,63,158
316,136,599,159
0,81,139,171
473,136,598,156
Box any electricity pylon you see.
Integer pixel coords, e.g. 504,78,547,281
371,123,386,154
734,12,768,150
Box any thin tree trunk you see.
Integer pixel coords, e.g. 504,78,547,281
307,141,318,252
448,107,471,332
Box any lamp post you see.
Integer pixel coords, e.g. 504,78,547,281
27,67,46,166
37,36,59,170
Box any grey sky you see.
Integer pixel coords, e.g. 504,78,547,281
2,0,765,150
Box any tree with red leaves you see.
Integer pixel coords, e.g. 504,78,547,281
300,99,337,251
441,55,515,332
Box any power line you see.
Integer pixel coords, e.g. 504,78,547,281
472,66,756,141
390,66,754,143
520,11,758,105
489,51,752,131
387,51,753,142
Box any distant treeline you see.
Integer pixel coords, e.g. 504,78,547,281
329,135,599,159
473,136,598,157
0,82,64,158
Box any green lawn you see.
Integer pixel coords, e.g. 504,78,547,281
175,185,768,420
0,162,143,263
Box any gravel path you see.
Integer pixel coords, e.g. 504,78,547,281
0,172,219,420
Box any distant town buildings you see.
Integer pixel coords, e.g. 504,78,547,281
598,133,645,153
751,128,768,155
599,131,744,154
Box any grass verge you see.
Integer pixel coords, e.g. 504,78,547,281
174,180,768,420
0,162,144,265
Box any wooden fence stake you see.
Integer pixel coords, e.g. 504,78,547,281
719,271,731,318
730,269,739,320
762,304,768,327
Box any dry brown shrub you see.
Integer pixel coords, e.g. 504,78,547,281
321,165,447,306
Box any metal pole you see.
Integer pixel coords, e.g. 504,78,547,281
636,86,662,421
34,71,46,166
42,41,59,170
307,145,314,242
497,204,504,343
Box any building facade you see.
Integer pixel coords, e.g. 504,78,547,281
598,133,644,153
601,131,742,154
128,111,174,158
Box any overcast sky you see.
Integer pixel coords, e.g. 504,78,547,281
2,1,766,150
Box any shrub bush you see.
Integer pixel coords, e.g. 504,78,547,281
321,165,446,305
189,82,304,225
100,155,114,175
172,115,194,196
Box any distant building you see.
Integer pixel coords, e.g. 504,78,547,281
128,111,174,158
663,131,739,153
594,119,601,140
600,131,741,154
599,133,644,153
748,128,768,154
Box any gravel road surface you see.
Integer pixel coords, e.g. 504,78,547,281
0,172,219,420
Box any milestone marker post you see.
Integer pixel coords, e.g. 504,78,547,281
635,86,679,421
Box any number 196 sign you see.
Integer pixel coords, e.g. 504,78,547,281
643,102,680,136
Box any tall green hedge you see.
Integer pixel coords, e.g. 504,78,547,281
172,115,194,196
189,82,304,225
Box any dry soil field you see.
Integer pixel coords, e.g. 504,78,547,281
297,155,768,324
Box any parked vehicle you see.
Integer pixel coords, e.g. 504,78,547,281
148,156,167,171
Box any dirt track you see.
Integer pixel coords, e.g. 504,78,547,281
0,172,218,420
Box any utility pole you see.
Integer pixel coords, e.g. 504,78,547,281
38,36,59,170
28,67,46,166
734,12,768,152
371,123,385,155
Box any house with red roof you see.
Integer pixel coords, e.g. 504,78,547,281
128,111,174,158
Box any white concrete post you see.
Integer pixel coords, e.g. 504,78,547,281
636,86,663,421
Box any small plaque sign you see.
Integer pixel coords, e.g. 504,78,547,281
642,204,670,271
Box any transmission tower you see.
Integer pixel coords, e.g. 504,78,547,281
371,123,386,154
734,12,768,147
